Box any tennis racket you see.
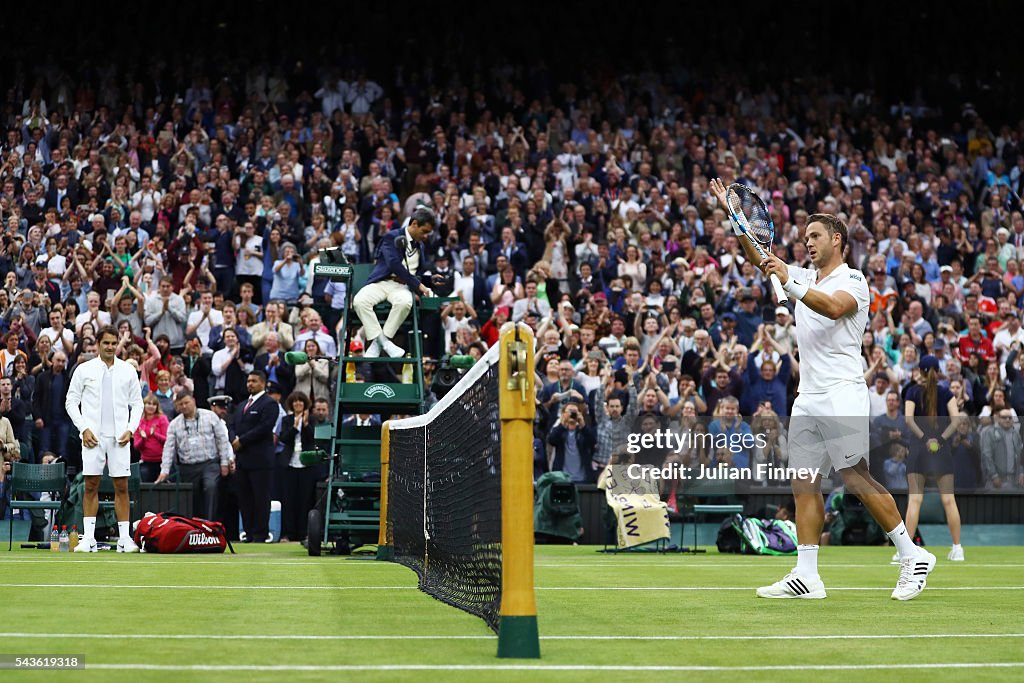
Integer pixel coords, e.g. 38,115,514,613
725,183,788,305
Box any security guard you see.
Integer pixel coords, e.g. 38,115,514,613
422,247,455,359
209,395,241,541
427,247,455,297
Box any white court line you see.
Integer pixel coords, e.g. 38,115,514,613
0,561,1019,573
528,565,1024,569
0,583,414,590
0,559,396,566
76,662,1024,672
3,559,1023,569
2,632,1023,642
539,586,1024,592
1,583,1022,592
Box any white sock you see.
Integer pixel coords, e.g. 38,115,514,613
886,522,918,559
951,543,962,550
118,522,130,541
796,544,819,578
83,517,96,543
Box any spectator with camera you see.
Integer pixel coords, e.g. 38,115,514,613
548,398,596,484
210,328,253,405
541,359,587,421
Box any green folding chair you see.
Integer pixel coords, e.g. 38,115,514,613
7,462,66,550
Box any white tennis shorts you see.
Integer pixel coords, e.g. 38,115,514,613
82,435,131,477
788,383,870,476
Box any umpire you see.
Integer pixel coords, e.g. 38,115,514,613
352,206,439,358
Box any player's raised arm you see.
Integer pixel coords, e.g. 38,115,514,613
760,252,858,320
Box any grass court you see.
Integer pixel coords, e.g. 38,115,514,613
0,544,1021,681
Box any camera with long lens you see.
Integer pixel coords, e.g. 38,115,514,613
430,353,475,399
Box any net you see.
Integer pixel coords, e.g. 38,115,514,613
387,343,503,632
727,184,774,245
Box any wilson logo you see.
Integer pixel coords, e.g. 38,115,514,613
364,384,396,399
187,533,221,547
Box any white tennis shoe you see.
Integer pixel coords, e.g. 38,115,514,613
73,538,98,553
380,337,405,358
891,549,936,600
117,537,140,553
365,337,382,358
947,545,965,561
756,570,827,599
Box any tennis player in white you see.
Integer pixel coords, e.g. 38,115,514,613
710,179,935,601
66,326,145,553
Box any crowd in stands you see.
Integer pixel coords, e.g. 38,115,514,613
0,46,1022,510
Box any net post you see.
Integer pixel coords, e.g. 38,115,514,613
376,420,393,561
496,322,540,659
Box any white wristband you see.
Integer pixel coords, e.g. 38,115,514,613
783,278,809,301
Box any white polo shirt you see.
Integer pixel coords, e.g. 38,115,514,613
789,263,870,394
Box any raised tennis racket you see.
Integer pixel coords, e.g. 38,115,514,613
725,183,788,305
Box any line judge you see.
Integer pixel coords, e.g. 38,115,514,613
353,206,439,358
66,326,145,553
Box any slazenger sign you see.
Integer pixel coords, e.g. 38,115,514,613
314,263,352,276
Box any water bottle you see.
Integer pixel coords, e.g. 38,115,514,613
69,525,79,550
401,355,413,384
59,526,69,552
345,361,356,383
50,525,59,552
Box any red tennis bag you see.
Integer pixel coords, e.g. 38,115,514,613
133,513,234,554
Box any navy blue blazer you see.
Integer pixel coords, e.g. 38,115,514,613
232,393,279,470
365,228,427,292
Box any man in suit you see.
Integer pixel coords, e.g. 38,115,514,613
352,206,438,358
342,412,382,428
32,351,72,458
215,190,246,225
65,327,145,552
231,370,278,543
487,226,528,276
249,300,294,355
455,254,491,318
45,172,78,211
254,331,295,398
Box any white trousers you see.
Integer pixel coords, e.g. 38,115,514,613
352,279,413,340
